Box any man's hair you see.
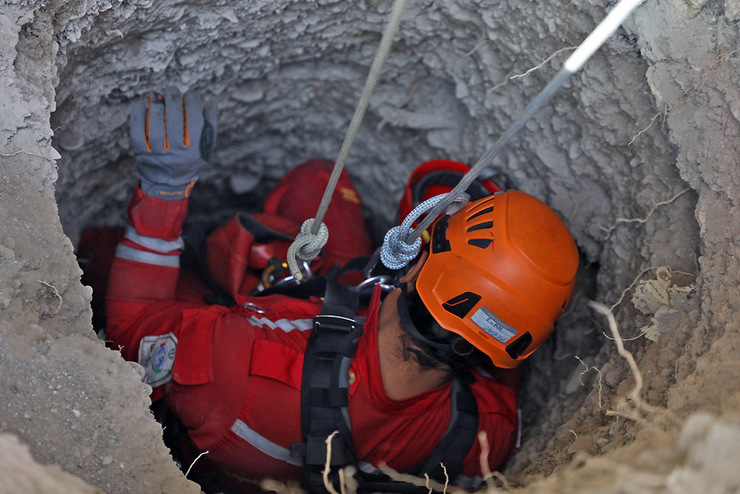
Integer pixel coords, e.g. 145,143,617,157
403,288,487,373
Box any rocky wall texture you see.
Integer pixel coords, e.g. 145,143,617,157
0,0,738,491
0,434,100,494
1,2,200,492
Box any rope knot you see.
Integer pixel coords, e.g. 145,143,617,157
287,219,329,281
380,192,469,271
380,226,422,271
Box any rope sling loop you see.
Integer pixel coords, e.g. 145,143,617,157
406,0,649,245
287,0,411,281
380,192,469,270
286,219,329,284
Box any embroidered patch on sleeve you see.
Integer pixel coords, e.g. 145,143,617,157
138,333,178,387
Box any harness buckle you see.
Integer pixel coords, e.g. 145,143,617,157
313,314,357,334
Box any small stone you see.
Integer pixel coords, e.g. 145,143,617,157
73,409,81,418
102,456,113,466
0,245,15,261
82,285,93,303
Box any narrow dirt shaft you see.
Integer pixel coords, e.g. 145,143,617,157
0,0,739,492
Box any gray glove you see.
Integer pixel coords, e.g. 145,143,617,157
130,86,218,200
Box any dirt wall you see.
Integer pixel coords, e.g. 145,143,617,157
1,0,738,491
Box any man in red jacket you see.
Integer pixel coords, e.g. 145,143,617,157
106,88,578,492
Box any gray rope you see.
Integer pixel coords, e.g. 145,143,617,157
287,219,328,282
409,69,571,242
407,0,647,243
310,0,411,235
286,0,411,280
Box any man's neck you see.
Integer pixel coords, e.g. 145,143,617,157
377,289,452,400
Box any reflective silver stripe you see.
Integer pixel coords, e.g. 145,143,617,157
125,225,184,254
115,244,179,267
454,475,483,489
231,419,302,466
358,461,381,474
247,316,314,332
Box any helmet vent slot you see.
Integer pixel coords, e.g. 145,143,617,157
505,331,533,359
468,238,492,249
466,206,494,222
442,292,482,318
431,215,452,253
466,221,493,233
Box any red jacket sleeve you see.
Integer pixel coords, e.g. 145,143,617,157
105,184,199,368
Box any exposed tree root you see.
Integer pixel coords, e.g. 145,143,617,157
684,47,739,102
509,46,577,80
487,70,513,93
491,472,511,491
377,81,422,131
260,478,305,494
601,188,691,237
378,463,457,493
460,39,493,57
575,356,603,409
0,149,50,159
588,301,659,420
37,279,63,313
610,266,663,312
184,450,209,478
323,431,342,494
628,108,667,146
478,431,495,490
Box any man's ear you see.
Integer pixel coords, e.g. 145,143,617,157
399,250,429,291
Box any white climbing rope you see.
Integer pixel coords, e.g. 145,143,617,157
287,0,411,281
380,192,469,270
286,219,329,282
408,0,648,243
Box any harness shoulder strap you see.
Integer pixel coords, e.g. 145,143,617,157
408,373,479,483
296,279,362,493
294,279,480,493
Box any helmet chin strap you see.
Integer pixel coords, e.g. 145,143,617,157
396,286,478,368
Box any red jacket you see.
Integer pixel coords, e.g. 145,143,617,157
106,162,517,488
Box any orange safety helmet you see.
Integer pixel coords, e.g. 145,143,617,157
415,190,579,368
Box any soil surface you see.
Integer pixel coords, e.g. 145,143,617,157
1,0,739,492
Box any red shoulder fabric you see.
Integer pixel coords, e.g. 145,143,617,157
458,372,518,480
206,216,256,297
349,289,518,480
206,213,307,298
263,159,372,270
248,213,299,269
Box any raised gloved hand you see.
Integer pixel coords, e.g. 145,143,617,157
130,86,218,200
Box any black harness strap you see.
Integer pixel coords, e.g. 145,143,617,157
407,374,479,483
293,279,480,493
296,280,362,491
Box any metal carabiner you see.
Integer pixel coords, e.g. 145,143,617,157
354,248,396,294
354,275,395,294
259,260,313,291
